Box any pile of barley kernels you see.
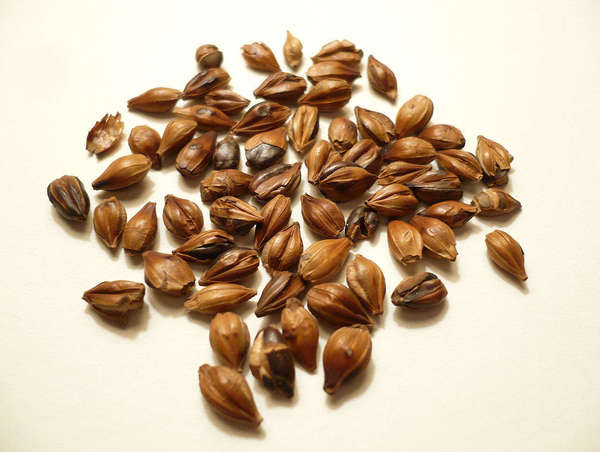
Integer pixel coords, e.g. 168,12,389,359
47,34,526,428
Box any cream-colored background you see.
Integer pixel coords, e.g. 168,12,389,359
1,0,599,450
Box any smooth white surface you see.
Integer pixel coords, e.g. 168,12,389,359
1,0,599,450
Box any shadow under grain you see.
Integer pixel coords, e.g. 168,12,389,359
50,208,92,240
325,360,376,409
393,301,448,329
177,172,204,195
146,288,187,317
476,211,521,229
424,256,460,283
487,257,530,295
84,303,150,339
252,377,300,409
454,221,482,240
93,235,122,260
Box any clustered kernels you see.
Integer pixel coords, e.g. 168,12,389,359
48,33,527,431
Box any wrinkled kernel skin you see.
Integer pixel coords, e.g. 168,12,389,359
172,229,234,263
47,175,90,221
281,299,318,371
199,248,259,285
485,229,527,281
250,326,295,398
213,136,240,170
322,325,371,394
122,202,157,254
256,271,305,316
391,272,447,308
198,364,263,427
345,206,379,242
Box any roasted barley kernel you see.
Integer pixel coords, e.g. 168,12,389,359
195,44,223,68
261,222,303,273
288,105,319,153
254,194,292,250
328,117,358,153
345,206,379,242
209,196,262,235
387,220,423,265
281,299,318,371
365,183,419,217
244,127,287,169
367,55,397,101
472,188,521,216
209,312,250,371
395,95,433,137
122,202,157,254
377,161,432,185
476,135,513,177
306,61,361,84
406,170,463,204
198,364,262,427
93,196,127,248
172,104,235,130
156,118,197,163
354,106,396,145
418,124,465,150
92,154,151,191
47,175,90,221
410,215,457,261
323,325,371,395
391,272,447,308
307,283,373,327
436,149,483,182
198,248,259,286
249,325,295,398
256,271,306,317
419,201,479,228
283,31,302,69
305,140,341,184
485,230,527,281
301,194,345,239
213,134,240,170
232,101,291,135
312,39,363,65
383,137,437,164
127,87,182,113
182,67,231,99
204,90,250,116
128,125,161,168
184,283,257,314
86,112,123,154
298,238,353,285
241,42,281,72
253,71,307,101
200,169,253,203
142,251,195,295
249,162,302,203
346,254,385,315
317,161,376,202
298,79,352,111
172,229,234,264
175,130,217,177
82,280,145,324
162,194,204,239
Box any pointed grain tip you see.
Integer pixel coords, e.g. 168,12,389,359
323,384,337,395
